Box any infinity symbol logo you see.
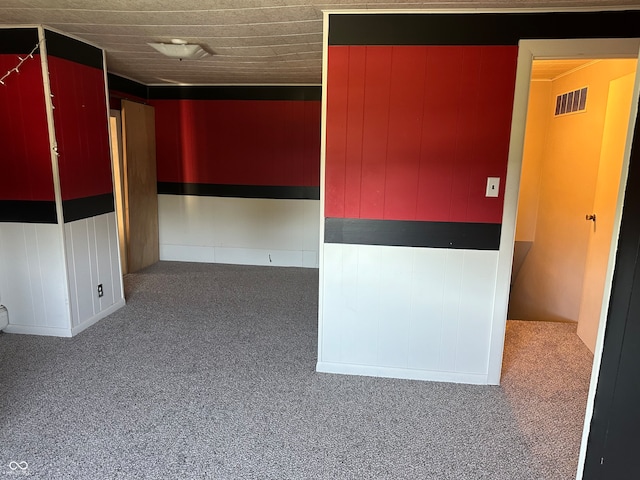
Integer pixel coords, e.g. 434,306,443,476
9,461,28,471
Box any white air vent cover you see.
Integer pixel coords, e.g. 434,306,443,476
555,87,588,116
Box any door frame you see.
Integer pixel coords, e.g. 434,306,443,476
487,38,640,478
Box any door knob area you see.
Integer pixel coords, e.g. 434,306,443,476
586,214,596,222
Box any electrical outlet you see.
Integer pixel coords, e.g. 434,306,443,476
97,284,104,298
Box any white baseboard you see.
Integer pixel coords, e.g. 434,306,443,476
2,299,126,338
71,298,126,336
316,362,489,385
2,324,73,337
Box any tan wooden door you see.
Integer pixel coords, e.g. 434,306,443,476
121,100,158,273
577,72,636,352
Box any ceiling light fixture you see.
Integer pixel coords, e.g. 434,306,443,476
147,39,210,60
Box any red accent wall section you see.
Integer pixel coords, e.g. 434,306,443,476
325,45,518,224
151,99,321,187
0,54,54,201
47,56,112,201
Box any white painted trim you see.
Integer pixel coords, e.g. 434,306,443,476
487,43,534,385
104,54,125,302
70,298,125,337
316,362,488,385
486,38,640,480
38,25,73,329
3,324,72,338
317,11,330,366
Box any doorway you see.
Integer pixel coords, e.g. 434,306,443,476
109,100,159,276
110,109,128,275
509,58,637,354
490,38,640,480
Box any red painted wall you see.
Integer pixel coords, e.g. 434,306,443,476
325,45,518,224
152,99,321,187
48,56,112,200
0,54,54,201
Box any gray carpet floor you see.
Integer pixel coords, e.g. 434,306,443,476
0,261,594,479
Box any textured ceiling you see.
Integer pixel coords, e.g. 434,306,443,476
0,0,637,85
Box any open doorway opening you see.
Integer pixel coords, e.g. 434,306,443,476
110,109,128,275
509,58,637,353
497,42,640,479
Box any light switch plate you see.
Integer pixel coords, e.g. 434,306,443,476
486,177,500,197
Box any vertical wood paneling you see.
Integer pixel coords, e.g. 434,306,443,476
353,245,381,365
377,246,413,367
360,46,393,220
325,47,350,218
69,220,94,325
417,47,464,222
319,243,498,382
158,195,320,268
151,98,321,188
64,213,123,329
321,243,343,362
439,250,465,371
107,213,123,304
325,45,518,224
47,56,112,201
95,214,114,308
344,47,367,218
384,47,426,221
456,250,497,374
408,248,446,370
0,223,69,331
0,54,54,202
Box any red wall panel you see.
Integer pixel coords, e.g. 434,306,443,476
325,45,518,224
47,56,112,200
152,99,321,187
0,54,54,201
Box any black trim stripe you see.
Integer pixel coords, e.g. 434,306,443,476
62,193,114,223
328,11,640,46
45,30,103,69
148,85,321,101
0,28,40,54
107,73,148,100
158,182,320,200
0,200,57,224
325,218,501,250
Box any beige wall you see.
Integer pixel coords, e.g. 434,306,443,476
510,59,637,325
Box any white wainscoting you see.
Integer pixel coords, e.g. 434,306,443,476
317,243,499,384
158,195,320,268
64,212,124,333
0,222,71,335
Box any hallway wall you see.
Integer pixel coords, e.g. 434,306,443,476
510,59,637,325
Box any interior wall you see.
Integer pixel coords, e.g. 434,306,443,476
320,41,518,384
1,28,124,336
0,27,68,334
45,30,124,332
149,87,322,268
510,59,637,323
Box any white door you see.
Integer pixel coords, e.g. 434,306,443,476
577,72,637,352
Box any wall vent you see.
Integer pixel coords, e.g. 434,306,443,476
555,87,588,116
